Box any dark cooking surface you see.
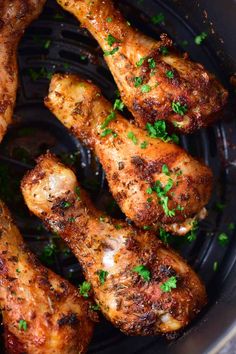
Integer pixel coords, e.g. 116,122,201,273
0,0,236,353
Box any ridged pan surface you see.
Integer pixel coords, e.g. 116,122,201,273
0,0,235,353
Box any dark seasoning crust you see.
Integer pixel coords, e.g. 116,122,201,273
21,153,207,337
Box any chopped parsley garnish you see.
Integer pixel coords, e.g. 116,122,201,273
133,265,151,282
106,34,118,46
148,58,156,69
140,141,148,149
90,303,100,311
160,46,169,55
40,242,57,265
113,99,124,111
143,225,151,230
162,164,170,175
218,232,229,246
104,47,119,56
141,84,151,93
18,319,27,331
147,197,153,203
127,131,138,144
115,224,123,230
134,76,143,87
160,276,177,292
148,179,176,217
136,57,146,67
97,270,109,285
29,67,53,81
195,32,207,45
159,228,171,244
101,129,115,137
75,186,81,201
79,281,91,298
68,217,75,223
44,39,51,49
146,187,153,194
151,13,165,25
228,223,235,231
61,201,72,209
213,261,218,272
172,101,188,116
215,202,226,211
101,111,116,129
99,216,105,222
106,17,112,23
146,120,179,144
16,268,21,273
166,70,174,79
186,221,198,242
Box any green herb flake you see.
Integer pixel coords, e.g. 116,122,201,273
213,261,218,272
104,47,119,56
18,319,28,331
146,120,179,144
172,101,188,116
151,12,165,25
195,32,207,45
127,131,138,145
99,216,105,222
133,265,151,282
228,222,235,231
115,224,123,230
79,281,91,298
215,202,226,211
162,164,170,176
146,187,153,195
90,303,100,311
68,217,75,223
159,228,171,244
97,269,109,285
101,129,113,137
160,276,177,292
141,84,151,93
16,268,21,274
160,46,169,56
106,34,117,46
147,197,153,203
140,141,148,149
166,70,174,79
143,225,151,230
101,111,116,129
44,39,51,49
218,232,229,246
186,221,198,242
150,179,176,217
75,186,81,201
113,99,124,111
134,76,143,87
148,58,156,69
106,17,112,23
136,57,146,67
61,201,72,209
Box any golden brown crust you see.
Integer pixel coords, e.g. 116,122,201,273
56,0,228,133
45,74,213,235
0,0,46,141
21,153,207,336
0,200,94,353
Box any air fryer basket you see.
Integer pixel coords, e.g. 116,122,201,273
0,0,236,353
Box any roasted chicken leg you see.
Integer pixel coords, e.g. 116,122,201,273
0,200,94,354
21,153,207,336
45,74,213,236
56,0,228,133
0,0,46,141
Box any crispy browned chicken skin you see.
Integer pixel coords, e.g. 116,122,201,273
56,0,228,133
0,200,94,354
21,153,207,336
0,0,46,141
45,74,213,235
